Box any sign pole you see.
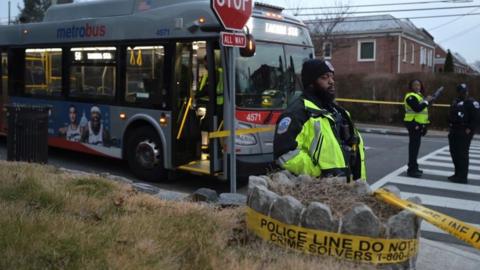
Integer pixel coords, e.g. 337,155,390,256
211,0,252,193
227,46,236,193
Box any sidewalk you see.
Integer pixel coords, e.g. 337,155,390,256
417,238,480,270
356,123,448,138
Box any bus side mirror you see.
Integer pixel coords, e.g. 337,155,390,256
240,34,256,57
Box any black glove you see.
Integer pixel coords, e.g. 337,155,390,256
421,125,428,136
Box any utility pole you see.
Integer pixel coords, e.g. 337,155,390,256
8,0,11,25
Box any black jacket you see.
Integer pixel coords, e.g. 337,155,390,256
273,91,361,178
448,97,480,131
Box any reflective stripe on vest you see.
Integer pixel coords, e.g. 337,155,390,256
284,99,346,171
198,67,224,105
404,92,429,124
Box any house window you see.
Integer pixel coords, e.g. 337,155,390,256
322,42,332,59
420,47,426,65
403,41,407,62
427,49,433,67
411,44,415,64
357,40,376,61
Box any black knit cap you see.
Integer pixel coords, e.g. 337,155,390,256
457,83,468,92
301,59,335,88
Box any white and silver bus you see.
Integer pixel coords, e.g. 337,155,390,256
0,0,313,181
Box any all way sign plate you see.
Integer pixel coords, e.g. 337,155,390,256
221,32,246,48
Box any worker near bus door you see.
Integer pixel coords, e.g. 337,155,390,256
448,83,479,184
404,79,435,178
196,55,224,151
273,59,366,180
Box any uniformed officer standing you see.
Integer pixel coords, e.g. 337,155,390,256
273,59,366,180
448,83,479,183
404,79,434,178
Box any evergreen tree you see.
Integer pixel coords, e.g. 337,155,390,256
444,49,454,73
17,0,51,23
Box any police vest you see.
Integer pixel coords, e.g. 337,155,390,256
404,92,429,124
198,67,224,105
278,99,366,180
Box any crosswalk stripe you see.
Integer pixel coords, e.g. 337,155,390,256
400,192,480,211
419,160,480,171
421,169,480,181
438,151,480,159
387,176,480,194
428,156,480,164
468,149,480,154
371,147,448,190
421,221,480,235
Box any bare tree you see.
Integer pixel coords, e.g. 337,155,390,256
297,1,352,58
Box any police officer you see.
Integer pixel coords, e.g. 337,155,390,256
448,83,479,183
404,79,434,178
273,59,366,180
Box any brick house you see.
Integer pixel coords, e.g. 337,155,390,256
306,15,436,75
434,45,477,74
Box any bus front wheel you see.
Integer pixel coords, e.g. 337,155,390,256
126,126,167,182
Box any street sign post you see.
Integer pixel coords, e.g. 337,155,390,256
220,32,246,48
211,0,252,193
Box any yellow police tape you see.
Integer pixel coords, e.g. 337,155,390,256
246,207,418,264
336,98,450,108
208,126,274,139
375,188,480,249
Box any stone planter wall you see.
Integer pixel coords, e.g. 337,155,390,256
247,171,423,269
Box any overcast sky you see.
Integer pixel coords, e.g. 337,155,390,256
266,0,480,64
1,0,479,63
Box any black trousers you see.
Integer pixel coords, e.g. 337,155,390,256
449,128,474,179
406,121,423,172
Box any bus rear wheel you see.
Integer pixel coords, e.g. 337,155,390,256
126,126,167,182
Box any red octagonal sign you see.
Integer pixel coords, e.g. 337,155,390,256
211,0,253,31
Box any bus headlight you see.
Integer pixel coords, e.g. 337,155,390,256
236,123,257,146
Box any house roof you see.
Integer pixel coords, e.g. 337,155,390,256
305,14,435,45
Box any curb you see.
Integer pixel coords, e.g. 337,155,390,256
357,127,452,139
357,127,408,137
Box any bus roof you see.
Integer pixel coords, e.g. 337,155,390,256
0,0,311,47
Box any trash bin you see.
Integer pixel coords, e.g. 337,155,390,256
5,104,50,163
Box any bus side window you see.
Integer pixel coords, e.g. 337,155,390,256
125,46,165,106
24,48,62,97
70,47,116,99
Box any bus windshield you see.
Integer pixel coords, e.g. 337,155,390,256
236,43,312,109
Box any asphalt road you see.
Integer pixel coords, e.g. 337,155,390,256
0,133,449,193
363,133,448,184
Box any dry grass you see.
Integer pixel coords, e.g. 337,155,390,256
270,180,400,224
0,161,375,270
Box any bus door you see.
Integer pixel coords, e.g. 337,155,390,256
0,50,7,133
173,41,223,175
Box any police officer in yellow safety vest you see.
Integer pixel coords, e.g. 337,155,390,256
403,79,434,178
197,55,224,107
273,59,366,181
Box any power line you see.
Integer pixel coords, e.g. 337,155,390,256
439,21,480,42
285,0,475,10
428,6,480,30
294,4,480,16
303,12,480,23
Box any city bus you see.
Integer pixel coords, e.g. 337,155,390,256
0,0,314,181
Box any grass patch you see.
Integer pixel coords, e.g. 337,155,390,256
67,178,114,198
0,176,64,212
0,161,374,270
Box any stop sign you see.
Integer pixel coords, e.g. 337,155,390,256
211,0,253,31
